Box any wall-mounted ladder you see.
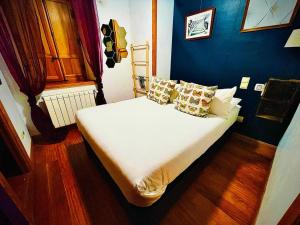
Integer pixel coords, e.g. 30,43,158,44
130,42,150,98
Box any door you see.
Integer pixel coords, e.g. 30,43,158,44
36,0,86,82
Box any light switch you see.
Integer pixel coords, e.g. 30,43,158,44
254,83,265,96
240,77,250,89
254,83,265,91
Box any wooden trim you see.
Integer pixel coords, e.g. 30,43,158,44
0,172,31,225
0,101,32,173
185,8,216,41
232,132,276,149
278,194,300,225
240,0,300,33
232,132,276,161
45,80,96,90
152,0,157,76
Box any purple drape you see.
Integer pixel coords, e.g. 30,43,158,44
71,0,106,105
0,1,55,135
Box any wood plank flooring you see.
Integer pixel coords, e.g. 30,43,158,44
10,128,275,225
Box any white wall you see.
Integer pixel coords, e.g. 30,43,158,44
129,0,174,80
129,0,153,77
157,0,174,79
255,104,300,225
97,0,134,103
0,69,31,156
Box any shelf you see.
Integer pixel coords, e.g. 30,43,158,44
45,80,96,90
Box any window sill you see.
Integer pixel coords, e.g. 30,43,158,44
45,80,96,90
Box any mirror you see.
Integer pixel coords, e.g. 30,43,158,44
101,19,128,68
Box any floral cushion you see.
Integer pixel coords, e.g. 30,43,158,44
175,85,216,117
147,78,176,104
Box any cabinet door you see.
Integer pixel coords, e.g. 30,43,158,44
44,0,86,82
35,0,65,82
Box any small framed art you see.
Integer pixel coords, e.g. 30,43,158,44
185,8,216,40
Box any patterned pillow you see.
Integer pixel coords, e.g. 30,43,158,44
180,80,218,90
169,84,181,103
175,85,216,117
173,81,217,105
147,78,176,104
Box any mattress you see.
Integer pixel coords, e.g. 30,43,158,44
76,97,240,207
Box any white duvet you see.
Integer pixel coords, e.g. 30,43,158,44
76,97,240,207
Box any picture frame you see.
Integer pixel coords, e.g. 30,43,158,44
185,8,216,40
241,0,300,33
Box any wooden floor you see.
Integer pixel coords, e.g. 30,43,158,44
9,128,275,225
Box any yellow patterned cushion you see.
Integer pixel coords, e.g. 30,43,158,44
147,78,176,104
180,80,218,90
175,85,216,117
169,84,181,103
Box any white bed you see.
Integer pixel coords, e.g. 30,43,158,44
76,96,240,207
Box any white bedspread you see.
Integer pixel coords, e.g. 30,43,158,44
76,97,240,206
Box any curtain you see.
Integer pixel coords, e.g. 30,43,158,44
0,0,55,135
71,0,107,105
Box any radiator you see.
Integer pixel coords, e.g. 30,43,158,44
42,88,98,128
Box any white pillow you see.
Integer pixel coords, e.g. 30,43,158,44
214,87,237,103
210,97,241,118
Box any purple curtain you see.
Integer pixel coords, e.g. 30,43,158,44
0,1,55,135
71,0,106,105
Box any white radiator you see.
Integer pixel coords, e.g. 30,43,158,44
42,88,98,128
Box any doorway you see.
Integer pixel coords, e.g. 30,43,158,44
0,100,32,225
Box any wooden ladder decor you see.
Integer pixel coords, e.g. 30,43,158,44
130,42,150,98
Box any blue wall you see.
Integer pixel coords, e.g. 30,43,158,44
171,0,300,145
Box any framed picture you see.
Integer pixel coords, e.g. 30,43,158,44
185,8,216,40
241,0,300,32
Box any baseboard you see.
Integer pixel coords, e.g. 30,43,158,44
232,132,277,149
232,132,276,160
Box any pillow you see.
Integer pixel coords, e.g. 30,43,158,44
169,83,182,103
169,89,179,103
147,78,176,104
173,81,218,104
175,85,216,117
210,97,242,118
214,87,237,103
180,80,218,91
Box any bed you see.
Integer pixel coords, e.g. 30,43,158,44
76,96,240,207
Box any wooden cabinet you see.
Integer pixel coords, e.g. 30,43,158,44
35,0,86,82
